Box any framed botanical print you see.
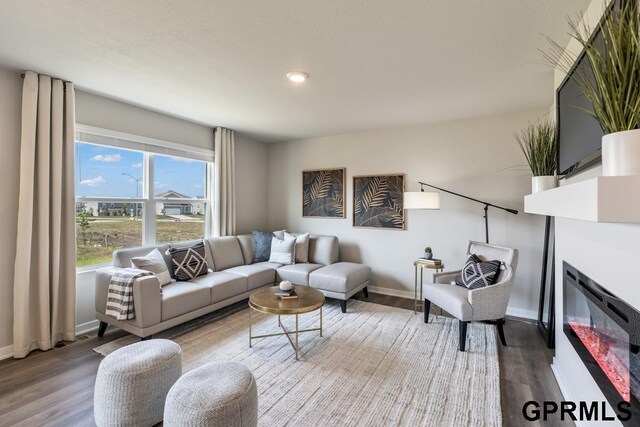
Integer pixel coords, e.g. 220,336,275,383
353,173,405,230
302,168,345,218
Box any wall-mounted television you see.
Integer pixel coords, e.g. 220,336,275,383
556,3,615,178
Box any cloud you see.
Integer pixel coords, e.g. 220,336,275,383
171,157,195,163
91,154,122,162
80,176,106,186
154,181,168,189
132,162,143,168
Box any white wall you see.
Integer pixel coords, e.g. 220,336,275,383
267,109,548,319
0,68,22,357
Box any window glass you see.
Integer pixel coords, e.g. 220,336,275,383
76,202,143,267
156,201,206,243
75,143,144,198
154,155,206,199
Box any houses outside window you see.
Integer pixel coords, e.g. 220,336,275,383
75,127,213,268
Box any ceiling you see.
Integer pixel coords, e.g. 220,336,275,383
0,0,591,142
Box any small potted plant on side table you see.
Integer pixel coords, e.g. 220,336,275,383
423,247,433,260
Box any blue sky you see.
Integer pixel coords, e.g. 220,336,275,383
75,143,206,198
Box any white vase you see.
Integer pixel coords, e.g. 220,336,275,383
602,129,640,176
531,176,557,194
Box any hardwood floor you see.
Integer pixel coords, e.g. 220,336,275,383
0,292,570,427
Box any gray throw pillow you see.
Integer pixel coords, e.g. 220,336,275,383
269,236,296,265
167,241,209,281
131,248,172,286
285,232,310,263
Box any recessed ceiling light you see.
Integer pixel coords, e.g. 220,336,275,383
286,71,309,83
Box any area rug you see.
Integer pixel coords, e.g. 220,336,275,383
94,300,501,426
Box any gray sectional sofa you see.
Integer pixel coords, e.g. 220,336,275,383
95,234,371,339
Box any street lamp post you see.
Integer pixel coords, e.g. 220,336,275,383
121,173,141,219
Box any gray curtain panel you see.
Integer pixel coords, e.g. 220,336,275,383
213,127,236,236
13,71,76,358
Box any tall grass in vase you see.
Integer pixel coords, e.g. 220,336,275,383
515,121,558,193
545,2,640,176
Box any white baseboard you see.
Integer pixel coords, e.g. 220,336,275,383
75,319,99,336
0,344,13,360
368,285,415,300
505,306,538,321
368,286,538,321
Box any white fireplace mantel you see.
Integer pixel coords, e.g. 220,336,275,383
524,176,640,223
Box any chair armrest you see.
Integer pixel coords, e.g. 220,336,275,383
432,270,461,285
467,281,512,321
95,267,162,328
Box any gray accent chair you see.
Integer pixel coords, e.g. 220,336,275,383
422,241,518,352
95,233,371,339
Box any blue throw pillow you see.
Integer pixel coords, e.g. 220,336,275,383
252,230,275,262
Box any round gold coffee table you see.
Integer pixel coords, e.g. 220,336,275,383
248,286,325,360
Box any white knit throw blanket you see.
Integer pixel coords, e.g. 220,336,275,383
105,269,153,320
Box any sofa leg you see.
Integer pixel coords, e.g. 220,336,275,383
340,300,347,313
459,321,468,352
362,287,369,298
97,321,108,337
497,318,507,346
423,299,431,323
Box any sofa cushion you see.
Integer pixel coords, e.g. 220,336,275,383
161,281,211,321
277,263,324,286
237,234,253,265
309,262,371,294
224,263,277,290
206,236,245,271
423,283,473,321
188,272,248,303
308,235,339,265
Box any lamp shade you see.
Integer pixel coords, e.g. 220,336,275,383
403,191,440,210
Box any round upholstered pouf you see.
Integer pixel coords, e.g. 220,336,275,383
164,361,258,427
94,339,182,427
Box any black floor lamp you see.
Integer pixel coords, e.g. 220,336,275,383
404,181,519,243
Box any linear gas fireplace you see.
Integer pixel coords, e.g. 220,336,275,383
563,262,640,422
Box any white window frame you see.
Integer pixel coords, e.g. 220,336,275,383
75,124,214,270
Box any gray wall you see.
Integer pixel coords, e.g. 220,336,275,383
267,109,547,318
235,133,269,234
0,69,23,353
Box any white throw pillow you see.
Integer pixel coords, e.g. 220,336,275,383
273,229,287,240
269,236,296,265
284,232,310,263
131,248,172,286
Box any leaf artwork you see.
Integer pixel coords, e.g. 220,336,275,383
302,169,345,218
353,174,405,230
